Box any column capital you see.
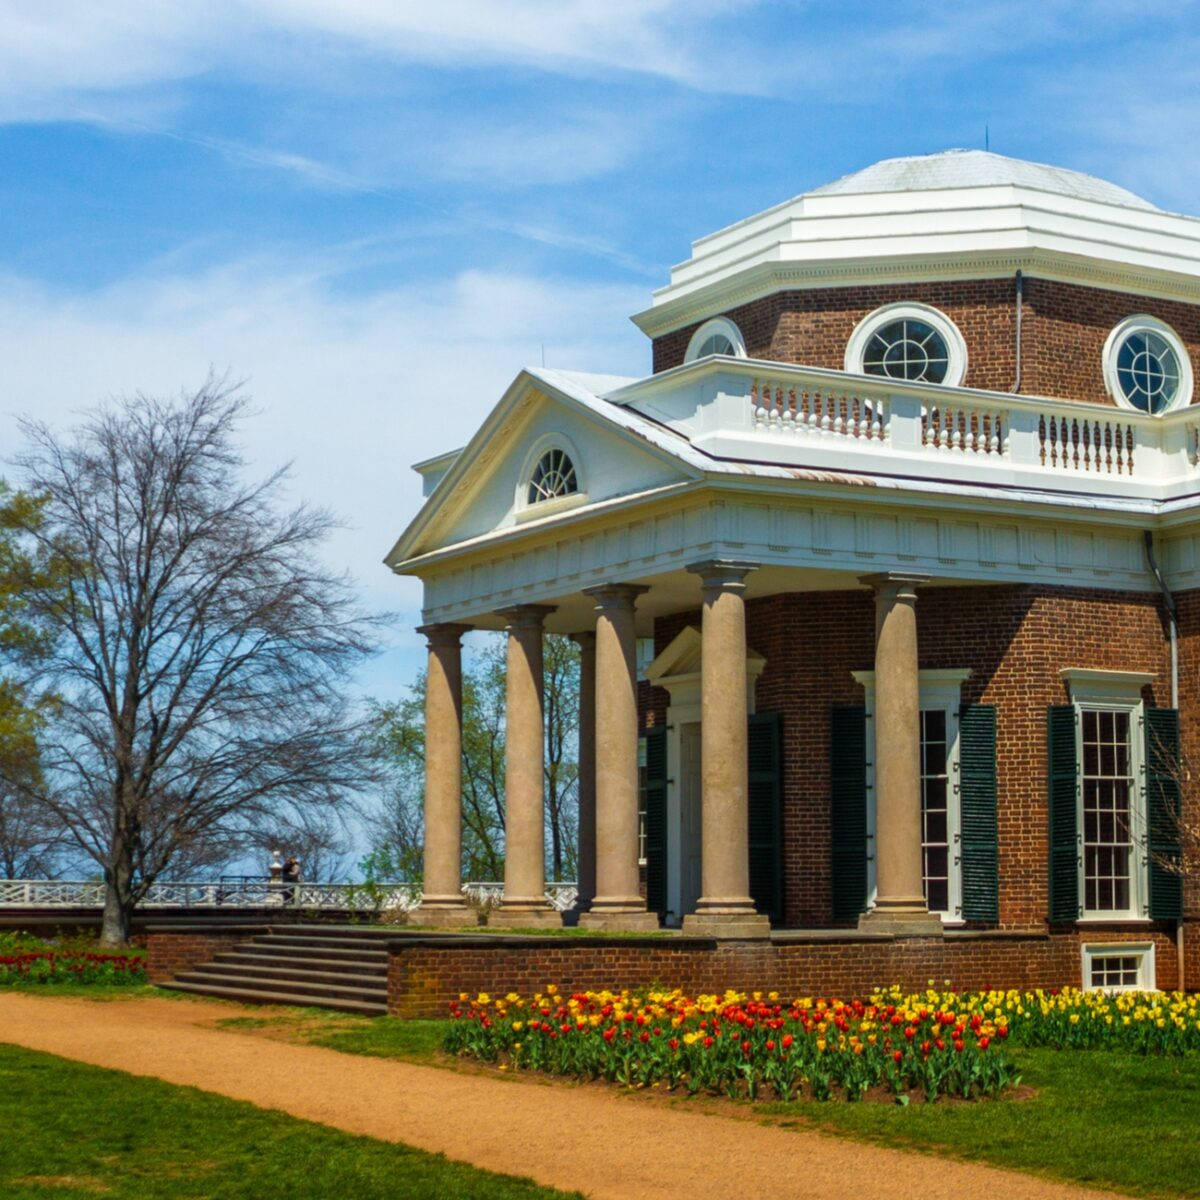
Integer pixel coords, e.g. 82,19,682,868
570,630,597,651
496,604,556,630
686,558,759,595
416,622,472,648
582,582,649,611
859,572,929,601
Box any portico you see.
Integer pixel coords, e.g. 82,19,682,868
411,540,949,936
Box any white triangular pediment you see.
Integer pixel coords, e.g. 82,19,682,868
387,370,700,567
646,625,766,688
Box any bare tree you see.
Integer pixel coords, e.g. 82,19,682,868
5,378,382,943
0,783,69,878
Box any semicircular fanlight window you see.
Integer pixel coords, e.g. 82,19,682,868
527,448,578,504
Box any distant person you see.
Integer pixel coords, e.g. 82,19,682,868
282,856,301,904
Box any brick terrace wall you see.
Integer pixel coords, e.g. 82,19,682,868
651,277,1200,408
646,583,1179,930
146,927,266,982
388,926,1193,1018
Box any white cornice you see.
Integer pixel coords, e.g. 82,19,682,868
631,250,1200,339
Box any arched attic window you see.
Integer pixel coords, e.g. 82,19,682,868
684,317,746,363
527,447,578,505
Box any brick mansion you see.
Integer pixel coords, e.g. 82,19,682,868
386,150,1199,997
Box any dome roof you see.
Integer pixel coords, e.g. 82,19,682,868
810,149,1158,212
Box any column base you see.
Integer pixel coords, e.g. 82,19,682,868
489,902,564,930
682,903,771,939
857,905,944,937
578,905,661,933
414,902,479,929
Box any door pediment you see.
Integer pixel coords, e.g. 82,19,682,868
646,625,766,711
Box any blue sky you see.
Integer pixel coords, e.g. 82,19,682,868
3,0,1200,699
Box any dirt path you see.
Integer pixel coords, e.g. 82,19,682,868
0,993,1124,1200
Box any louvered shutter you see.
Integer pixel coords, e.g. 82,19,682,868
959,704,998,922
1145,707,1183,921
747,711,783,923
1047,705,1080,922
643,726,668,916
830,705,868,921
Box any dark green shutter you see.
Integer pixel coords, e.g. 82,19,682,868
830,705,868,920
643,726,668,916
748,711,783,923
1047,705,1080,922
1145,707,1183,921
959,704,998,922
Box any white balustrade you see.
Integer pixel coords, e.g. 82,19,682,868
1038,412,1135,474
631,359,1200,494
0,878,579,913
751,378,888,442
923,404,1007,457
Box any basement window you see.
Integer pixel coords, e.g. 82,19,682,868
1082,942,1155,991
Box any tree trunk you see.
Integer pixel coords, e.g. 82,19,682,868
100,831,135,946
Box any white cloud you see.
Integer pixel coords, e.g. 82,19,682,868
0,257,648,685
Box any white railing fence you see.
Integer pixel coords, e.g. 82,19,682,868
693,358,1200,489
0,879,578,914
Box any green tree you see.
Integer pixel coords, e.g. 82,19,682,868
0,482,62,877
369,633,579,884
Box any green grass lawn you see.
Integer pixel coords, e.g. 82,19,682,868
297,1016,1199,1199
766,1045,1199,1199
0,1043,581,1200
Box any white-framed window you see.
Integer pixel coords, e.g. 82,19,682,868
1061,668,1155,920
684,317,746,363
844,302,968,387
527,448,577,503
1081,941,1155,991
514,434,587,521
853,668,970,921
1102,315,1193,414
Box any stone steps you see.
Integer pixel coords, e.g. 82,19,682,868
157,925,392,1015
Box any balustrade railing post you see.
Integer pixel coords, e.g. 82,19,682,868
1006,408,1041,466
886,394,923,452
704,372,755,435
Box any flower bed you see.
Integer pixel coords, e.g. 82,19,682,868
445,986,1018,1103
872,985,1200,1055
0,938,146,987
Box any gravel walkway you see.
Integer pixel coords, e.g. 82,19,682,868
0,993,1124,1200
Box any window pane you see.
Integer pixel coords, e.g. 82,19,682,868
861,318,950,384
1081,708,1135,914
919,706,951,914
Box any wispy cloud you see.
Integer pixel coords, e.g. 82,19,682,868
0,257,648,643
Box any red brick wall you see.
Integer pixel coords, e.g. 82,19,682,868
647,584,1181,930
1173,591,1200,934
388,926,1191,1019
146,928,263,981
652,277,1200,407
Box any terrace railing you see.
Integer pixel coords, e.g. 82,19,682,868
612,358,1200,498
0,879,579,914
